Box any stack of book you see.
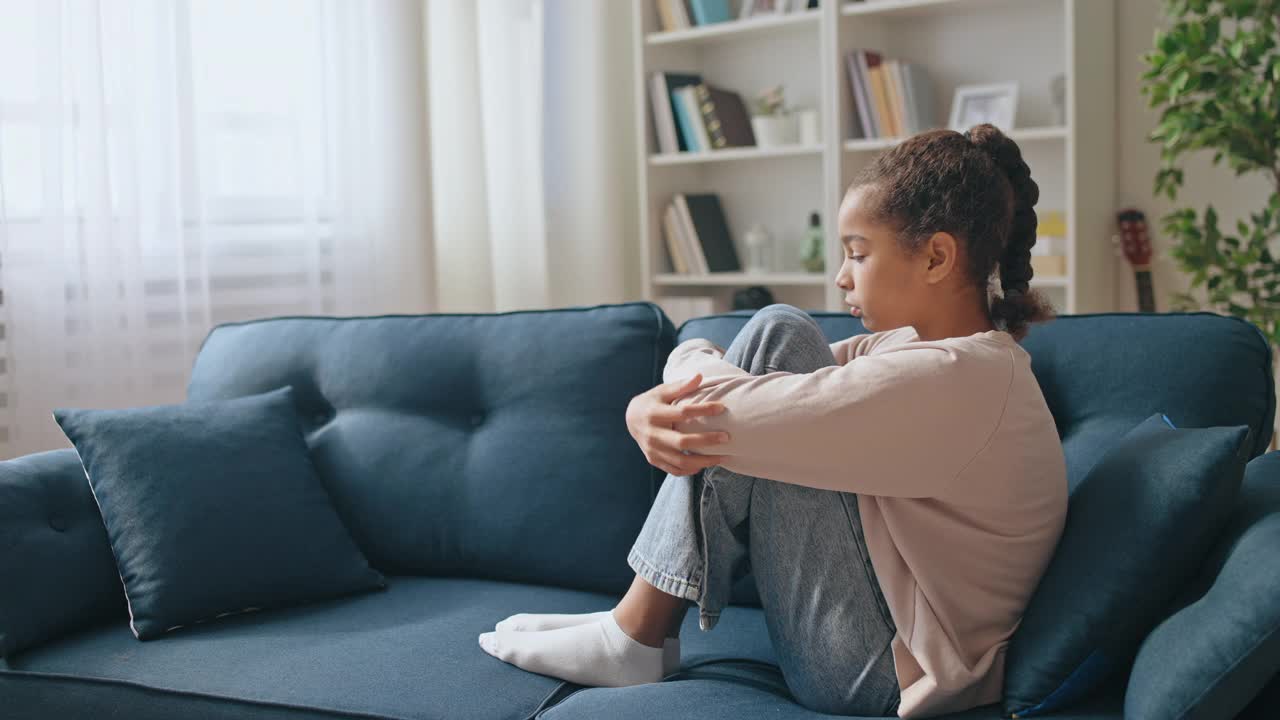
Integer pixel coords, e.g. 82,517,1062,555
656,0,727,30
649,72,756,154
662,193,743,275
845,50,938,139
656,0,816,31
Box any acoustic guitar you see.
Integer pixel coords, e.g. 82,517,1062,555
1115,208,1156,313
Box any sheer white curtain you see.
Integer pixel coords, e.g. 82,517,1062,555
426,0,639,313
0,0,434,458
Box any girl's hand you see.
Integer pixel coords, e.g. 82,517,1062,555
626,373,731,477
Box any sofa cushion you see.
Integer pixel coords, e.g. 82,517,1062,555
1017,312,1274,487
54,387,385,640
186,303,676,595
0,576,774,720
539,676,1123,720
1004,414,1250,716
1125,451,1280,720
0,450,126,657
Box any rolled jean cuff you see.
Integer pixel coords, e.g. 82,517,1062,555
626,547,723,631
627,547,701,602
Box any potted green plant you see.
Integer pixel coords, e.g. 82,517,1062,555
1142,0,1280,447
750,84,798,147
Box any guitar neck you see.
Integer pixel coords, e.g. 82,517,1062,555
1133,267,1155,313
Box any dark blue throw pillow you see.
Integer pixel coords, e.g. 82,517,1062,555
1124,451,1280,720
54,387,384,640
1004,413,1251,717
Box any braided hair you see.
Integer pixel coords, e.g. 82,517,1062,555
849,123,1055,340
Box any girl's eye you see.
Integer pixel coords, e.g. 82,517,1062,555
847,255,865,263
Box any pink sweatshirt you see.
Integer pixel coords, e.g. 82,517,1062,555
665,326,1067,718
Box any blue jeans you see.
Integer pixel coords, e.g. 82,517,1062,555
627,304,901,716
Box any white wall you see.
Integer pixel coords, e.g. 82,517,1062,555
1114,0,1273,313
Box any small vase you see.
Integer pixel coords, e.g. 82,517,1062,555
751,113,799,147
744,223,772,274
796,108,820,145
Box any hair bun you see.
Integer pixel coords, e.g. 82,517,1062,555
965,125,1035,200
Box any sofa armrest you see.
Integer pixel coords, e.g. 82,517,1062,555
0,449,126,658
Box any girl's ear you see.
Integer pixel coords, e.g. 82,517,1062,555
923,232,959,283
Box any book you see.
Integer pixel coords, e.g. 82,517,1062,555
844,53,866,139
662,203,690,274
684,193,742,273
652,72,703,153
883,59,906,137
847,50,878,138
668,79,707,152
675,86,712,153
669,0,692,29
656,0,678,31
693,84,728,150
897,62,918,134
693,84,756,149
864,52,895,137
673,194,710,273
650,74,678,153
903,62,937,132
689,0,731,25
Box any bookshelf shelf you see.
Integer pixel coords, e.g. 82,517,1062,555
840,0,1017,18
646,8,820,47
633,0,1116,321
656,272,828,287
650,144,824,166
843,125,1067,152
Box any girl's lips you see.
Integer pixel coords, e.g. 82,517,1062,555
850,306,862,317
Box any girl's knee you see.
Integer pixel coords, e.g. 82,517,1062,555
757,303,807,321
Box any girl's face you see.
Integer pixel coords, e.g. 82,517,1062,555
834,185,926,332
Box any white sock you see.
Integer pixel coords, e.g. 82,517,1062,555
478,610,666,687
495,610,681,675
495,610,611,633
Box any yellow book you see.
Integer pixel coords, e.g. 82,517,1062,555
882,60,906,138
656,0,677,32
867,61,895,138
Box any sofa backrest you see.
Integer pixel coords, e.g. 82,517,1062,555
678,310,1276,486
187,303,676,595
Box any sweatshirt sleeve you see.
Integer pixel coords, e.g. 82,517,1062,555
662,337,1013,498
829,327,917,366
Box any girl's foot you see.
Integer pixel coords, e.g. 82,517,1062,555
478,610,667,687
495,610,611,633
494,609,682,676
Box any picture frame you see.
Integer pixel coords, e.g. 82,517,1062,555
947,83,1018,133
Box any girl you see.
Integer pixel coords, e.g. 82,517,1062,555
479,124,1068,719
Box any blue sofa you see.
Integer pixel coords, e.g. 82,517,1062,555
2,301,1278,720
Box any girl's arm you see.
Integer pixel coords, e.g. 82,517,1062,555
829,326,917,366
662,338,1013,498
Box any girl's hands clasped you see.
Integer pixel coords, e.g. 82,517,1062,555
625,373,731,477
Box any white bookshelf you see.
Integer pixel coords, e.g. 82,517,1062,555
632,0,1117,319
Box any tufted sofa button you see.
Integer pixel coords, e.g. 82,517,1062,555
470,413,485,427
48,515,68,532
313,412,330,426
